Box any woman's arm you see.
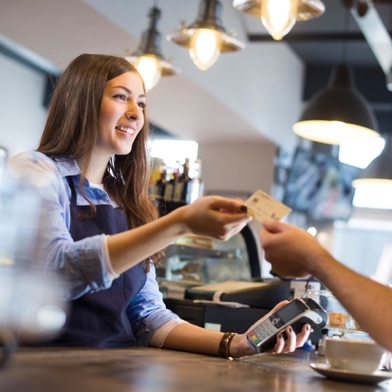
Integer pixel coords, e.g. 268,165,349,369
107,196,251,275
12,152,251,299
128,265,184,346
162,301,311,357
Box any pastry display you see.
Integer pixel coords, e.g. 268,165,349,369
328,312,349,329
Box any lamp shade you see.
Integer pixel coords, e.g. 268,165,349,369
126,7,179,90
167,0,244,70
293,65,380,145
232,0,325,41
232,0,325,21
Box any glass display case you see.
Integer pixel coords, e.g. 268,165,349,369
157,225,292,334
156,225,261,286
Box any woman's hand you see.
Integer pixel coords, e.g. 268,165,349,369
270,321,311,354
229,301,312,358
177,196,252,241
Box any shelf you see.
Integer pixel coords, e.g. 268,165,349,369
165,244,242,260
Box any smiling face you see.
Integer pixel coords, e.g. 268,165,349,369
95,71,146,162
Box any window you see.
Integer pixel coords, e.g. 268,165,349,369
149,139,198,168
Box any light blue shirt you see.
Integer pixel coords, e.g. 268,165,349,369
13,150,180,345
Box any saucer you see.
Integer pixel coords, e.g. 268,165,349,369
309,363,392,384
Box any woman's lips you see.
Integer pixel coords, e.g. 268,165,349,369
116,125,135,135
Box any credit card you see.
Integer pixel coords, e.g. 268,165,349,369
245,190,292,223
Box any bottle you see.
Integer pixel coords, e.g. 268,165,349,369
148,158,163,200
180,158,190,203
172,161,183,202
187,159,204,204
164,166,175,201
155,165,167,200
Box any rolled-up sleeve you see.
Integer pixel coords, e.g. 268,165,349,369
127,265,182,346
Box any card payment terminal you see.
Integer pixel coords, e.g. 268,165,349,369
247,297,328,353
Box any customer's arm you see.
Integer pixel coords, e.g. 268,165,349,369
260,220,392,351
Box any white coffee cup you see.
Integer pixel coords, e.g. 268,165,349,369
325,337,385,373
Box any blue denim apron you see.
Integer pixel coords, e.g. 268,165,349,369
52,177,147,347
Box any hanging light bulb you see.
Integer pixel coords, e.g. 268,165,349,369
132,55,161,91
167,0,244,71
261,0,298,41
339,138,385,169
189,28,221,71
126,6,179,90
232,0,325,40
352,134,392,209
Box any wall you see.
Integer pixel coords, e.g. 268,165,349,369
198,141,276,198
197,140,277,277
0,53,47,156
332,209,392,281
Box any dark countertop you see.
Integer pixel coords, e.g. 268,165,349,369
0,347,391,392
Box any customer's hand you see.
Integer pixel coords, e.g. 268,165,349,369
229,300,312,358
179,196,252,241
260,220,330,278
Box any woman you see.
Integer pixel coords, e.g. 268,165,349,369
15,54,310,357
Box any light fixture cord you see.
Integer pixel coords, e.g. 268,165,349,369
341,8,351,65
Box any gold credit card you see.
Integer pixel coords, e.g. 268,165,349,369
245,190,292,223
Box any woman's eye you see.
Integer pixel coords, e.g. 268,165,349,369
138,102,146,110
114,94,127,101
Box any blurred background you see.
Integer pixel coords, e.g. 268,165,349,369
1,0,392,283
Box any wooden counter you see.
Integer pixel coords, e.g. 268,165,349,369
0,347,391,392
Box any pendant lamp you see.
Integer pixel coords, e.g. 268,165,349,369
352,134,392,209
167,0,245,71
232,0,325,41
126,6,179,90
293,64,380,145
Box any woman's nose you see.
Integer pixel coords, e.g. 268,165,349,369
125,103,143,120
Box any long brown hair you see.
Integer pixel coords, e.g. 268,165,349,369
38,53,162,269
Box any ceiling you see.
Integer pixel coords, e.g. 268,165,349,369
1,0,391,152
246,0,392,67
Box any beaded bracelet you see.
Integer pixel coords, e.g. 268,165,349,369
218,332,236,360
